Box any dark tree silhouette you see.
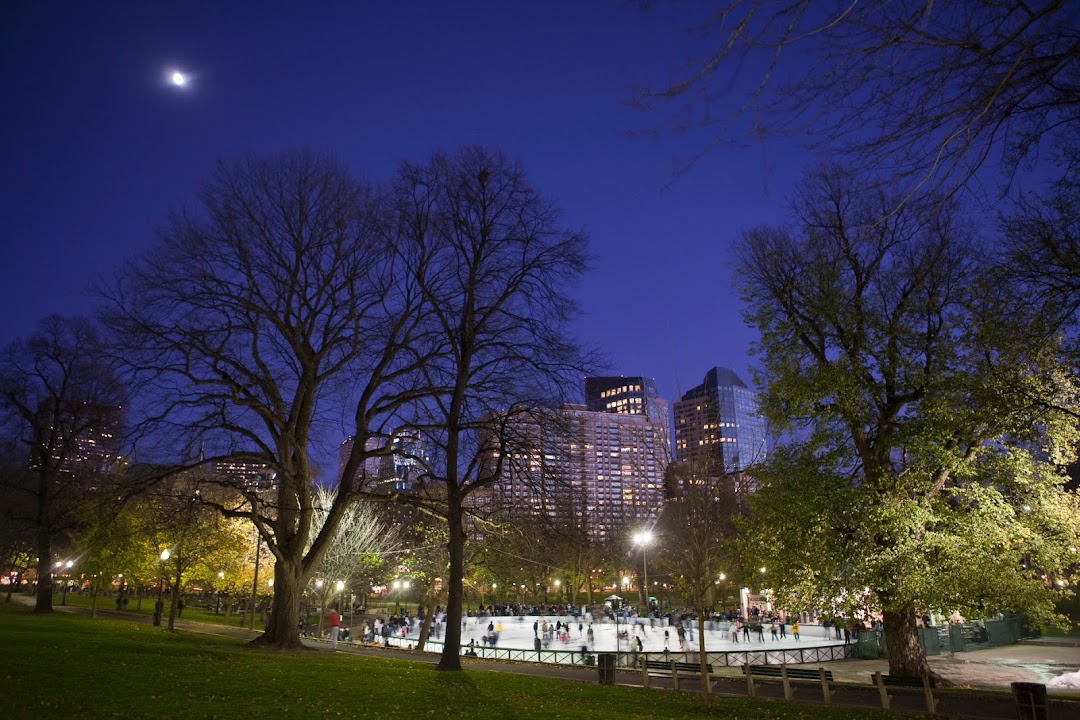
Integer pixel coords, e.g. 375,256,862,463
101,150,430,649
385,147,590,671
0,315,124,613
636,1,1080,194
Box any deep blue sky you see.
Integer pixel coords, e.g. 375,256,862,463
1,1,803,410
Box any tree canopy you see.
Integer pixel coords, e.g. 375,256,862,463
735,164,1080,676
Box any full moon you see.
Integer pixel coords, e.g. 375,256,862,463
170,71,187,87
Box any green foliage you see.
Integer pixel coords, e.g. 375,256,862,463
735,167,1080,670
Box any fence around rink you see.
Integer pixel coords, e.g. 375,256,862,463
380,636,853,668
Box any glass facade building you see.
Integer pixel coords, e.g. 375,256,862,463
673,366,766,474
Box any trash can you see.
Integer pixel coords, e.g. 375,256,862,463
598,653,616,685
1011,682,1048,720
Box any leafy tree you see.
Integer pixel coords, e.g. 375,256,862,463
386,147,590,670
0,315,124,613
102,150,429,648
734,165,1080,677
636,0,1080,194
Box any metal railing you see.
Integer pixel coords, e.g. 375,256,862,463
378,635,852,667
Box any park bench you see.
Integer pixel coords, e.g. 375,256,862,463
872,671,937,713
742,664,835,703
640,658,713,692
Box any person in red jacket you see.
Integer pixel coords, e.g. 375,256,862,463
328,608,341,648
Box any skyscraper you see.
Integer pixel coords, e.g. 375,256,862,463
491,375,671,540
337,429,428,493
673,367,766,474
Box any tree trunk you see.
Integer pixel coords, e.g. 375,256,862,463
251,559,304,650
34,525,52,613
882,607,928,676
223,593,232,624
167,559,182,631
697,604,710,710
91,577,99,619
5,569,22,604
437,498,465,671
416,594,437,652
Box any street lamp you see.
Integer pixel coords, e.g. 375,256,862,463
553,579,561,606
153,549,170,626
633,530,653,613
60,560,74,606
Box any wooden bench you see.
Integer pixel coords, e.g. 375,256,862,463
641,659,713,692
872,671,937,712
742,664,835,703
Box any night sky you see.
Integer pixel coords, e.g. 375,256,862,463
1,1,805,412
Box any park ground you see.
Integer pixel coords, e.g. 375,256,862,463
1,596,1077,719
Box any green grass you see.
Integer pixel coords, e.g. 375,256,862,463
49,592,259,628
0,605,901,720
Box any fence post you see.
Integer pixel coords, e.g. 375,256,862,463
874,672,890,710
819,667,832,704
745,663,755,698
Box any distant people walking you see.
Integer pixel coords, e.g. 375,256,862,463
742,620,751,641
770,623,779,641
792,621,800,641
328,608,342,648
779,620,787,639
730,619,740,643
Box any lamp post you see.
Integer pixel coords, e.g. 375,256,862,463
153,549,170,626
633,530,653,613
249,530,261,631
60,560,74,605
216,571,225,614
553,579,561,606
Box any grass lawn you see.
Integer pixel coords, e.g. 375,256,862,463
0,605,901,720
48,591,261,629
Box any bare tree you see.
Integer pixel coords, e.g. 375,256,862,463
385,147,590,671
101,150,430,649
999,178,1080,339
308,485,400,631
636,1,1080,195
660,456,733,710
0,315,124,613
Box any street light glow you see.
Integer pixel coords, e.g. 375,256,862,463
160,549,170,561
335,580,344,591
633,530,654,546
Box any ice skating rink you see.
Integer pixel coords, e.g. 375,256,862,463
440,615,847,654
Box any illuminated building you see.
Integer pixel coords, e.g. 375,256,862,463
673,366,766,473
